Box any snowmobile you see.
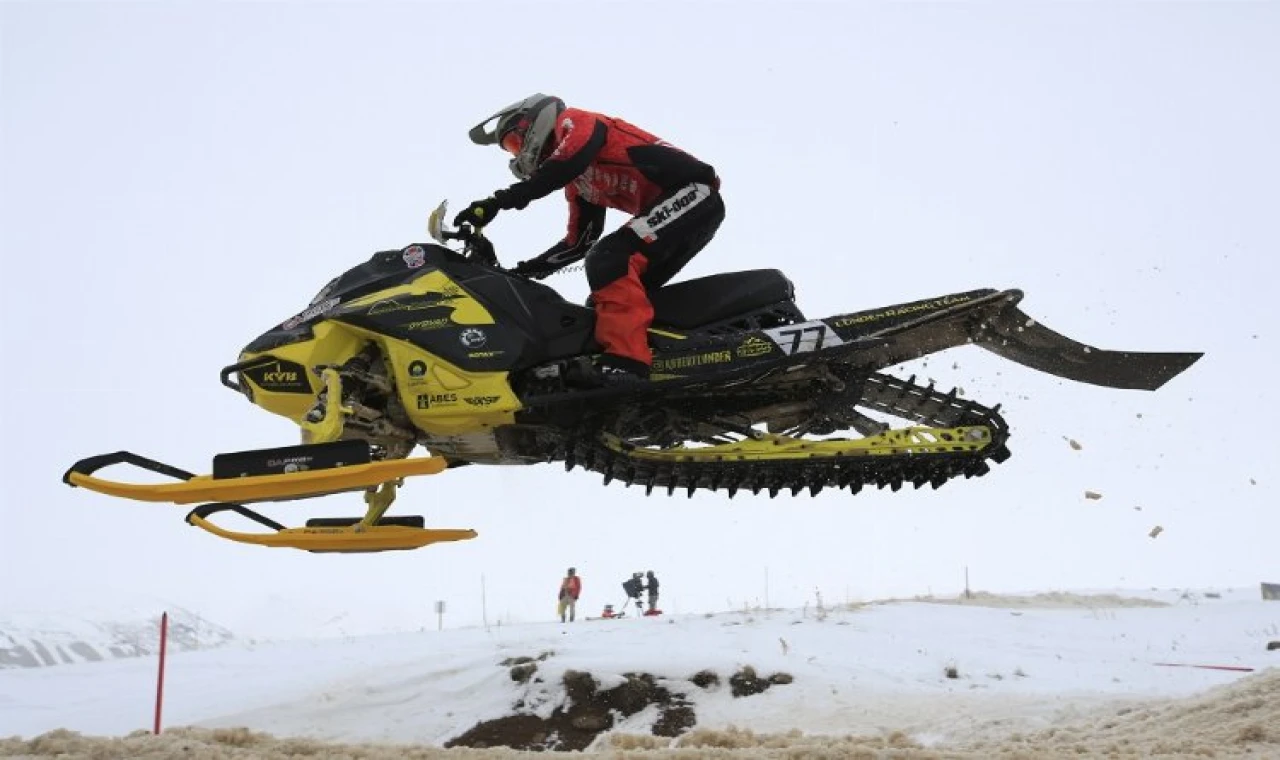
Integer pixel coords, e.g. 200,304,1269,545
63,202,1201,553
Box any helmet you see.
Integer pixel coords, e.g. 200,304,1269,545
567,567,576,575
468,94,567,180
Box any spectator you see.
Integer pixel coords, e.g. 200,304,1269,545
558,567,581,623
645,571,660,613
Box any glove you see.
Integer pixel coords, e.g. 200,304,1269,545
512,258,559,280
513,245,586,280
453,198,500,229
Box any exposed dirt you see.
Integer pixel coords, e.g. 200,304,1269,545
444,661,790,752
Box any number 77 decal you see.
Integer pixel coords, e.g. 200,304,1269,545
763,321,845,355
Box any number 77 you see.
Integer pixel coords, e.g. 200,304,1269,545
777,325,827,354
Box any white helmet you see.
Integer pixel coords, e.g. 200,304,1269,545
468,94,566,180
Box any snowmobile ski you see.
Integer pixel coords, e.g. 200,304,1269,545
185,503,477,553
63,441,447,505
63,442,471,552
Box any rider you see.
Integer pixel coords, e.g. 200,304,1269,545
454,94,724,385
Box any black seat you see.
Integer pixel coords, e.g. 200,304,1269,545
651,269,795,329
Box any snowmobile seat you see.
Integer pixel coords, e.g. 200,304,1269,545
651,269,795,329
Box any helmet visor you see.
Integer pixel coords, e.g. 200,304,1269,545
500,128,525,156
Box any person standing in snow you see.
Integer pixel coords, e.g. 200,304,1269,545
645,571,660,612
558,567,581,623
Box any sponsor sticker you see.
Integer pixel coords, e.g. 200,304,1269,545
402,245,427,269
628,183,709,243
464,395,501,407
243,359,312,394
281,297,339,330
404,318,451,331
763,321,845,356
416,392,457,409
459,327,487,348
407,360,428,377
736,335,774,358
831,295,974,328
651,350,732,373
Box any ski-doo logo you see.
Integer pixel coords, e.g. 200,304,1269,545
243,359,312,394
629,183,707,243
416,393,457,409
308,277,339,307
281,297,339,330
735,336,774,358
402,245,427,269
459,328,487,348
464,395,501,406
646,189,698,227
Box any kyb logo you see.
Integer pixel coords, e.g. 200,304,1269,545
244,359,311,394
263,367,297,383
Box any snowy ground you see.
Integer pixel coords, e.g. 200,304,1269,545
2,588,1277,758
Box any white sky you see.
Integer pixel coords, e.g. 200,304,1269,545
2,2,1277,636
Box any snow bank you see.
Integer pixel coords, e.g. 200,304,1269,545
3,669,1277,758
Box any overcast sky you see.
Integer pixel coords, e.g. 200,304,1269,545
2,1,1276,636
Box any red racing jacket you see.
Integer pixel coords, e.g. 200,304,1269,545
492,107,717,260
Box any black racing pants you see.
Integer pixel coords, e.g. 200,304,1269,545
584,181,725,371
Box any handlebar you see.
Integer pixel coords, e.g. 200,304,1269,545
442,223,501,269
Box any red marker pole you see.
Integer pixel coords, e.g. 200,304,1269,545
154,611,169,734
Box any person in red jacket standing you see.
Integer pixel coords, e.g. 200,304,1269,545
455,94,724,385
557,567,582,623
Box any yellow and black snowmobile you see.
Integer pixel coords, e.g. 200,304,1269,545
63,203,1201,553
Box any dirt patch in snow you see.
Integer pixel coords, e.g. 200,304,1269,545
4,668,1278,758
445,669,699,751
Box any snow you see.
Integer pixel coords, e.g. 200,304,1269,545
2,587,1277,757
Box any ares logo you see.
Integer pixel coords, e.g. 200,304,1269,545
416,393,457,409
464,395,501,406
243,359,311,394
